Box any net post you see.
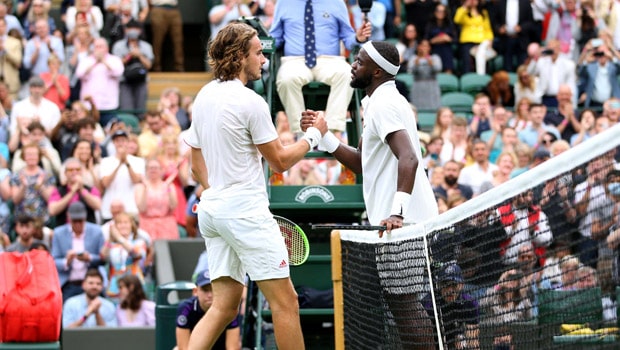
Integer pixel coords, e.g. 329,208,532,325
330,230,345,350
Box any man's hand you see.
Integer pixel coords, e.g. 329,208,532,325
356,21,372,43
378,215,404,238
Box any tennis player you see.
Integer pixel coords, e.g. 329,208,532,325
302,41,439,348
184,22,328,350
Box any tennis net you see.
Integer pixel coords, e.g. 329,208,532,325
335,123,620,349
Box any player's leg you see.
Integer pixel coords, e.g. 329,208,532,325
188,277,244,350
256,278,305,350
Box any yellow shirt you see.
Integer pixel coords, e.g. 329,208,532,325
453,7,494,44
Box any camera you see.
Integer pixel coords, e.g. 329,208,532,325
541,49,554,56
593,51,605,57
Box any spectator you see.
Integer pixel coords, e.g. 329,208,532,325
510,97,533,131
23,0,57,39
17,0,51,23
62,268,117,327
9,142,55,223
423,136,444,172
544,0,581,61
510,142,533,178
539,240,572,290
6,215,42,252
40,54,70,111
480,269,533,327
101,212,148,299
0,17,23,99
22,18,64,78
458,139,498,196
8,76,61,153
526,39,577,108
52,109,79,160
424,4,456,74
59,115,105,163
544,84,580,141
0,81,14,110
67,138,101,190
99,129,144,222
257,0,275,30
47,157,101,227
175,268,242,350
514,66,542,106
102,0,140,46
75,38,124,127
52,202,105,301
490,151,517,187
270,0,371,136
64,0,103,40
453,0,493,74
100,200,152,248
0,2,24,36
422,263,480,349
12,121,62,178
115,274,155,326
184,184,203,238
157,88,187,131
66,24,93,102
137,110,168,157
403,0,439,40
482,71,514,107
104,0,149,28
431,107,454,143
149,0,183,72
286,158,323,185
208,0,251,41
492,0,535,72
407,39,441,110
0,160,10,234
518,103,560,148
578,39,620,108
434,159,473,201
570,108,598,146
468,93,492,139
112,19,153,113
158,132,188,228
395,23,417,69
481,106,510,162
439,116,469,164
134,157,178,240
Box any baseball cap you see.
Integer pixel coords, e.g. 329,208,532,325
438,263,464,284
194,269,211,287
111,130,129,139
533,148,551,161
68,201,87,220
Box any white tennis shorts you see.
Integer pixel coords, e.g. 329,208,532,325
197,210,290,284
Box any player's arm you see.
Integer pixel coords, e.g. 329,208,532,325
301,110,363,173
257,115,328,173
190,147,209,190
225,327,241,350
175,327,191,350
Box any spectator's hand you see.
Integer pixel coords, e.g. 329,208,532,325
356,21,372,43
35,173,45,187
87,297,102,314
66,249,77,263
76,251,91,262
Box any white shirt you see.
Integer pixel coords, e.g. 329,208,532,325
505,0,519,35
99,155,145,220
185,79,277,219
361,81,438,225
593,62,612,103
458,162,499,196
9,97,61,135
574,181,608,238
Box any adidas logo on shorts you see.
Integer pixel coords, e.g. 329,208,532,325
279,260,287,268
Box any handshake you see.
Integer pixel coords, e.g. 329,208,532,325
299,110,341,153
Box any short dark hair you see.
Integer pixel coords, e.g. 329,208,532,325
370,41,400,69
15,214,35,225
85,268,103,282
27,121,45,133
75,117,97,131
529,103,545,111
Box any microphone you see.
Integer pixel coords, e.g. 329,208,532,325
358,0,373,15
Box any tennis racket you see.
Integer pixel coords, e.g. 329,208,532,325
274,215,310,266
311,224,387,231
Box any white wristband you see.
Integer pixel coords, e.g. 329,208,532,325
301,127,321,149
318,131,340,153
390,191,411,217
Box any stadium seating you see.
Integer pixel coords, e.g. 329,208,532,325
116,113,141,134
459,73,491,97
395,73,414,93
417,110,436,133
437,73,459,94
440,92,475,111
61,327,155,350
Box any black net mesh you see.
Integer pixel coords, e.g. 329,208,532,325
339,128,620,350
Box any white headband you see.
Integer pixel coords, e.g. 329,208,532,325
362,41,400,76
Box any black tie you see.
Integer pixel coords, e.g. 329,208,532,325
304,0,317,68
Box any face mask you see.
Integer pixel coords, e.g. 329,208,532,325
607,182,620,196
126,30,140,40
